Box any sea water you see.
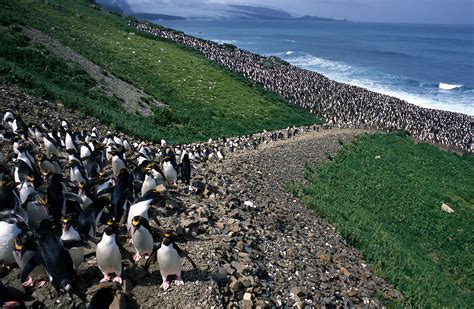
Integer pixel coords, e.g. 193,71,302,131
156,19,474,115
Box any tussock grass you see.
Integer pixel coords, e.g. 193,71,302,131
298,132,474,307
0,0,318,143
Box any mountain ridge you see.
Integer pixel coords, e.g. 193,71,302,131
96,0,345,21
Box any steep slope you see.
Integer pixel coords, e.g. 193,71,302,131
0,0,318,144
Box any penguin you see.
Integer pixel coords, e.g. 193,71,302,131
126,190,162,231
0,216,23,265
43,134,61,157
2,112,14,130
20,220,89,293
141,172,156,197
37,154,62,176
65,130,79,154
77,195,109,239
14,144,42,188
130,216,153,262
88,283,128,309
80,143,92,161
46,173,66,221
0,281,26,308
12,234,47,287
0,172,20,212
145,231,196,290
161,158,177,185
96,224,123,284
111,148,126,177
111,169,130,224
24,193,49,231
68,160,87,184
60,215,85,275
87,144,105,179
179,153,192,185
19,181,35,205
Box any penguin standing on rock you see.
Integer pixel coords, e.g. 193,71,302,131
130,216,153,262
179,153,192,185
0,216,24,265
161,157,177,186
20,220,89,293
145,230,196,290
13,234,47,287
60,215,85,275
96,223,123,284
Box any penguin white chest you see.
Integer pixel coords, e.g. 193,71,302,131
0,222,21,265
131,227,153,254
157,245,181,277
61,228,84,269
96,234,121,275
163,162,177,184
112,156,125,177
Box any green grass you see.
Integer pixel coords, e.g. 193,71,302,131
295,132,474,307
0,0,318,143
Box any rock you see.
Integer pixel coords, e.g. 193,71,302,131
344,288,358,297
192,181,206,194
339,265,350,277
290,286,307,298
229,276,241,293
243,292,254,301
243,201,255,208
231,261,246,273
441,203,454,213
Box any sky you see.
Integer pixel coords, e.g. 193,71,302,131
126,0,474,24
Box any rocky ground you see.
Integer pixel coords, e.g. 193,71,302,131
0,85,402,307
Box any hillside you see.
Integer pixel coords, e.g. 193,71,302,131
0,0,318,144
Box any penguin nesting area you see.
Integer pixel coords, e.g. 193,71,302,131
0,85,402,307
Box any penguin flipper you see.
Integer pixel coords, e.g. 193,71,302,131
174,243,197,269
20,254,44,283
61,239,92,249
144,244,160,270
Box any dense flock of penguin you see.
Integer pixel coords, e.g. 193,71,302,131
0,109,320,307
134,21,473,153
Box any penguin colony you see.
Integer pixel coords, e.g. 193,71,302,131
134,21,473,153
0,110,321,306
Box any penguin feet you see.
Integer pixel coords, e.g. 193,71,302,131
100,274,111,283
133,252,142,262
176,275,184,286
160,280,170,291
37,280,48,288
21,277,35,287
112,276,122,285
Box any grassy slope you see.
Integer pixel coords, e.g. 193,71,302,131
0,0,317,143
294,132,474,307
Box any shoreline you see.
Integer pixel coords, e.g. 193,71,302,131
132,20,473,153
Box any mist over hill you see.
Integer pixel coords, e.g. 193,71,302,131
96,0,342,21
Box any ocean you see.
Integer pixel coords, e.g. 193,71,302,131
156,20,474,115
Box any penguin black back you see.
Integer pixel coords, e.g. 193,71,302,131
180,154,191,185
111,169,129,222
33,220,75,292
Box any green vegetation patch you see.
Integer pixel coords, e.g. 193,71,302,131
0,0,318,143
296,132,474,307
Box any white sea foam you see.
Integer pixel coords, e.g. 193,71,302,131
286,51,295,55
439,83,463,90
214,39,240,45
